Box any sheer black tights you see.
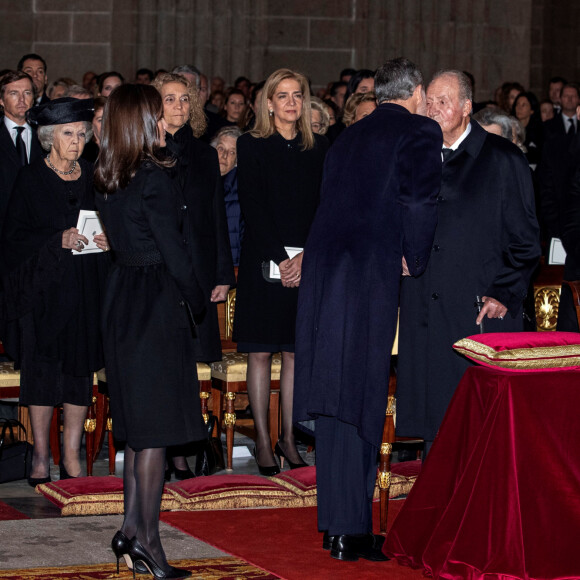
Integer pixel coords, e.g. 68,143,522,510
121,445,170,570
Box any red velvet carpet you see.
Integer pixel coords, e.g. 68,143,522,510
161,500,425,579
0,500,28,521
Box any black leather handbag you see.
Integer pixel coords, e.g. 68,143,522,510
194,415,225,476
0,419,32,483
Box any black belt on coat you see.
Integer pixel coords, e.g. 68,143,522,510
114,250,163,267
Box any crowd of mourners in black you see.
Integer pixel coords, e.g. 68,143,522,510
0,53,579,576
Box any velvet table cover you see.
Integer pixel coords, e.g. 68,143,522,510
384,365,580,579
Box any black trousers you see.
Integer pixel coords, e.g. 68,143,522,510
315,415,378,536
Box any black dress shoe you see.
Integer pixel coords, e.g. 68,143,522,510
330,533,389,562
322,531,335,550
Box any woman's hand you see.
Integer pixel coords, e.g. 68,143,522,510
63,227,89,252
280,252,303,288
93,232,110,252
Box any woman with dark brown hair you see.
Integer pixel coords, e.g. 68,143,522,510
95,83,205,579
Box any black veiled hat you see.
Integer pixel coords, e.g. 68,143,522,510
26,97,94,126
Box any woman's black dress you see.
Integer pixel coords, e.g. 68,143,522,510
233,132,328,348
0,157,109,406
95,163,207,449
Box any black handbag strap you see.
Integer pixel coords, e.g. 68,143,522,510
0,419,28,447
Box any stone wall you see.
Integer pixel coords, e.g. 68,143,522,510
0,0,578,101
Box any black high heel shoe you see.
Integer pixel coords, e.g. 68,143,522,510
111,531,147,574
27,475,51,487
174,466,195,480
252,447,280,477
128,537,192,579
274,441,308,469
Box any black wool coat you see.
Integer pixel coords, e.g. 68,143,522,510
293,103,442,446
397,121,541,442
233,131,328,346
0,121,43,233
166,125,235,362
0,158,109,376
96,164,207,448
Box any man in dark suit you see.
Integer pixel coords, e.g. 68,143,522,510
17,54,49,105
544,83,579,140
397,70,541,451
539,88,580,247
294,58,442,563
0,70,43,232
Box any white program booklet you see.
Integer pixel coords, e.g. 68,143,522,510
269,247,303,279
72,210,105,255
548,237,566,265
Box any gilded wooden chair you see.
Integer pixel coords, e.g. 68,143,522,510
212,288,281,470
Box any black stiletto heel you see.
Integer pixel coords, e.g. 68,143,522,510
128,537,191,579
251,447,280,476
111,531,147,574
274,441,307,469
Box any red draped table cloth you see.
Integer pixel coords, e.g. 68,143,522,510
384,365,580,579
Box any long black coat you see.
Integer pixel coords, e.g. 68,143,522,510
0,157,109,376
397,121,541,441
293,103,442,446
96,164,207,449
233,131,328,345
166,125,235,362
0,121,43,232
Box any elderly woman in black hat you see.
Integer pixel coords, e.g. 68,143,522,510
0,97,110,486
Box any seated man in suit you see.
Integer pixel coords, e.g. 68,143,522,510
0,70,43,233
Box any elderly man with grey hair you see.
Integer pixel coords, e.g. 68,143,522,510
294,57,442,563
395,70,541,457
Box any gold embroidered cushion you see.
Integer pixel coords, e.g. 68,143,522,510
453,332,580,372
167,474,303,509
36,477,178,516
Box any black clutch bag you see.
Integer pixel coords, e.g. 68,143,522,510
194,415,225,476
261,261,282,284
0,419,32,483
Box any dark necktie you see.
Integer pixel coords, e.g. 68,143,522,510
442,147,454,162
568,118,576,135
14,126,28,166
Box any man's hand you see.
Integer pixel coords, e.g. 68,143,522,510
476,296,508,325
210,285,230,302
402,256,410,276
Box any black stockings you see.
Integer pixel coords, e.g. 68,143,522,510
121,445,170,569
246,351,302,466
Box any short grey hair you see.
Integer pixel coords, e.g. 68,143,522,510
67,85,92,99
309,97,330,135
473,108,513,140
171,65,201,89
37,121,94,152
374,57,423,104
431,70,473,104
210,125,243,148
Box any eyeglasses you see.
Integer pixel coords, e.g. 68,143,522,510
311,123,322,131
